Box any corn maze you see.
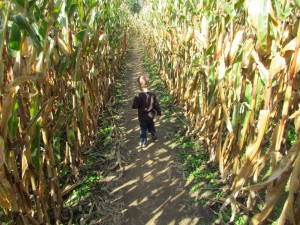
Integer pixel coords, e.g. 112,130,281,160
1,0,300,224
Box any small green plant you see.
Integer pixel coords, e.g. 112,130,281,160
287,124,297,146
66,172,102,207
235,213,248,225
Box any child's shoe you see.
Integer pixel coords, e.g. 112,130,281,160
139,139,147,147
152,133,157,141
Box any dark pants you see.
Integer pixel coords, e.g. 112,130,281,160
140,120,156,143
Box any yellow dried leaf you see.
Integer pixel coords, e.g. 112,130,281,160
269,53,286,79
0,171,18,210
216,33,224,58
185,26,194,43
242,38,254,69
229,29,244,64
194,29,207,49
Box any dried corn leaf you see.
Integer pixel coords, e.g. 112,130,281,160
194,29,207,49
244,140,300,191
269,53,285,79
242,38,254,69
229,29,244,65
250,170,290,225
0,170,18,210
218,58,233,134
277,141,300,225
251,50,269,85
233,110,269,190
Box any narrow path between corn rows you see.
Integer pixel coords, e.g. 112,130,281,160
110,37,213,225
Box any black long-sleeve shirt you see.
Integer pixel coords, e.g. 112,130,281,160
132,91,161,121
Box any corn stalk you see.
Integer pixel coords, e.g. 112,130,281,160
0,0,129,224
138,0,300,223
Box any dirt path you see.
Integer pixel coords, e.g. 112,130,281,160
110,37,213,225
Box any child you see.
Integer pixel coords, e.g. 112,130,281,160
132,75,162,147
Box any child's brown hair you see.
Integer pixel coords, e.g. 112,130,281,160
137,75,150,88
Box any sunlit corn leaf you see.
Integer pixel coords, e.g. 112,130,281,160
251,50,269,85
229,29,244,65
242,38,254,69
224,2,236,18
247,0,270,52
53,0,63,19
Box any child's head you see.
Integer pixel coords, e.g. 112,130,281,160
137,75,150,89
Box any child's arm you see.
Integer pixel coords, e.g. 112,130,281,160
132,95,140,109
154,95,162,116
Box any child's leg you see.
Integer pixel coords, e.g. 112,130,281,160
147,120,157,140
140,121,148,144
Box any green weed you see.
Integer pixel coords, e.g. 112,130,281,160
65,172,102,207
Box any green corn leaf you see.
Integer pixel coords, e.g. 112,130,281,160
86,2,99,19
224,2,236,18
58,57,69,78
76,81,83,98
234,0,245,9
30,94,39,118
76,29,86,43
296,0,300,8
53,0,63,19
68,128,76,143
29,0,38,8
11,14,42,51
8,101,19,140
8,23,21,52
12,0,35,21
38,18,48,43
32,4,41,21
53,132,62,167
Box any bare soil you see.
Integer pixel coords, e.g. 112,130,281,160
105,38,214,225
